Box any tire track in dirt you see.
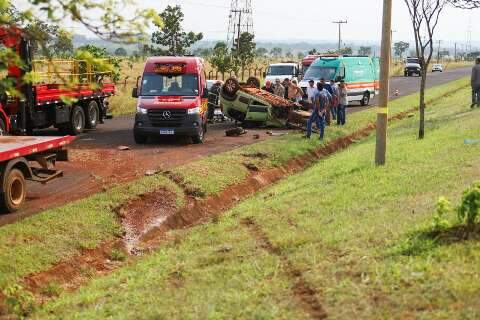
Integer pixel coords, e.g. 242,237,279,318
241,217,328,320
6,88,464,315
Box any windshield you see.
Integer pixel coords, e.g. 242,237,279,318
140,73,199,96
303,67,337,81
267,65,295,76
407,58,419,64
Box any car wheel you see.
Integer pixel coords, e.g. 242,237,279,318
221,77,240,101
192,125,205,144
85,101,100,129
1,168,26,213
360,92,370,106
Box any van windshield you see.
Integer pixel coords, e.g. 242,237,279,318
407,58,419,64
140,73,199,96
303,67,337,81
267,65,295,76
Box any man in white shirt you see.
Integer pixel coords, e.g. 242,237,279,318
306,80,317,107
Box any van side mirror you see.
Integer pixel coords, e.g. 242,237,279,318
132,87,138,98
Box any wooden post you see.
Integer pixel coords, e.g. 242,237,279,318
375,0,392,165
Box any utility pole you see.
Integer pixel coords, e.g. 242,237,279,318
236,10,242,54
454,43,457,62
227,0,254,51
375,0,392,166
436,40,442,63
332,20,348,54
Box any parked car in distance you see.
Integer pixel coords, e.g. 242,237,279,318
432,64,444,72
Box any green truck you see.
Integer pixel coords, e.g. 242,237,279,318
219,78,297,128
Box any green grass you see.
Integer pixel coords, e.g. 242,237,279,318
31,85,480,319
0,175,183,290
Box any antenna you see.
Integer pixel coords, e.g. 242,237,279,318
227,0,254,51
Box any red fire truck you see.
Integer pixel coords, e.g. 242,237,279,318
0,26,115,136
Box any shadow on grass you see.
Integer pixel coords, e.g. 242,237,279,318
390,223,480,257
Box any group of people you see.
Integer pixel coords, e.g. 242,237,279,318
304,78,348,140
262,78,305,103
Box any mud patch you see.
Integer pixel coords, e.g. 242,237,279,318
242,217,328,320
242,152,269,160
164,171,206,198
115,189,178,254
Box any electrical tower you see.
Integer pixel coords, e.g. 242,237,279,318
227,0,254,52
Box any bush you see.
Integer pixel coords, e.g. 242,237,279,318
2,284,36,318
458,182,480,227
433,196,451,230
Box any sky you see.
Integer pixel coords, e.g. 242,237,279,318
16,0,480,46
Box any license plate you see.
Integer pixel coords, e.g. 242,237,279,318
159,129,175,135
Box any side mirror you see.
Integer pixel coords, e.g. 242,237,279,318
132,87,138,98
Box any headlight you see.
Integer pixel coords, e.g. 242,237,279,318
136,106,148,114
188,107,200,114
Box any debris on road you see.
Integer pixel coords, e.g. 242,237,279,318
266,131,288,137
145,170,160,177
253,134,260,140
225,127,247,137
118,146,131,151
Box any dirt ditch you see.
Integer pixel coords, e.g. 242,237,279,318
7,102,431,313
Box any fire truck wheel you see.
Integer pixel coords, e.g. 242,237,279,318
192,125,205,144
246,77,261,89
0,118,6,136
68,105,86,135
221,77,240,101
1,168,26,213
85,101,100,130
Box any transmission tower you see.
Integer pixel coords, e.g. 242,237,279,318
227,0,254,51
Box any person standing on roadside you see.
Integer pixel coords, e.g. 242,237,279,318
471,57,480,108
320,78,333,124
289,79,304,103
273,78,285,98
283,78,291,99
306,82,331,140
306,79,317,108
262,80,274,94
337,80,348,125
330,79,340,122
207,80,222,122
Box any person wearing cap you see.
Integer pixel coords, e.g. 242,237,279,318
262,80,275,94
471,57,480,108
337,80,348,125
273,78,285,97
207,80,222,121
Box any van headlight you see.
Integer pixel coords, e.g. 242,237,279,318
188,107,200,114
136,106,148,114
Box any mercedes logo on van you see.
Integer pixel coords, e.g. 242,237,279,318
161,111,172,119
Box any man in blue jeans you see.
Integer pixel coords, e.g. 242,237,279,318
306,83,331,140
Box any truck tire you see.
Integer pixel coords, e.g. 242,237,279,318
221,77,240,101
1,168,26,213
192,125,205,144
67,105,86,136
85,101,100,130
0,118,6,136
360,92,370,106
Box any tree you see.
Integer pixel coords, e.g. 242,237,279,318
297,52,306,59
340,47,353,55
405,0,480,139
209,42,234,78
232,32,256,71
52,30,74,57
394,41,410,59
115,47,128,56
308,48,318,55
358,46,372,56
151,5,203,56
271,47,283,58
255,47,268,57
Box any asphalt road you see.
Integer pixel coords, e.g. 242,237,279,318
0,67,471,226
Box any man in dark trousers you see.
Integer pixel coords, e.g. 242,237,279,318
472,57,480,108
207,81,222,122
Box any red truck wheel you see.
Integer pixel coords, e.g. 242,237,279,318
85,101,100,130
66,105,86,136
1,168,26,213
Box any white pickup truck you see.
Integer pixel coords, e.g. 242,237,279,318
264,62,300,84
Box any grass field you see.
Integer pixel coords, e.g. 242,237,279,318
30,83,480,319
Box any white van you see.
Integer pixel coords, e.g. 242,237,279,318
264,62,300,84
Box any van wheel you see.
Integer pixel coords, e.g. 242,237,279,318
85,101,99,130
192,125,205,144
360,92,370,106
0,118,6,136
134,132,148,144
1,168,27,213
65,105,85,136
